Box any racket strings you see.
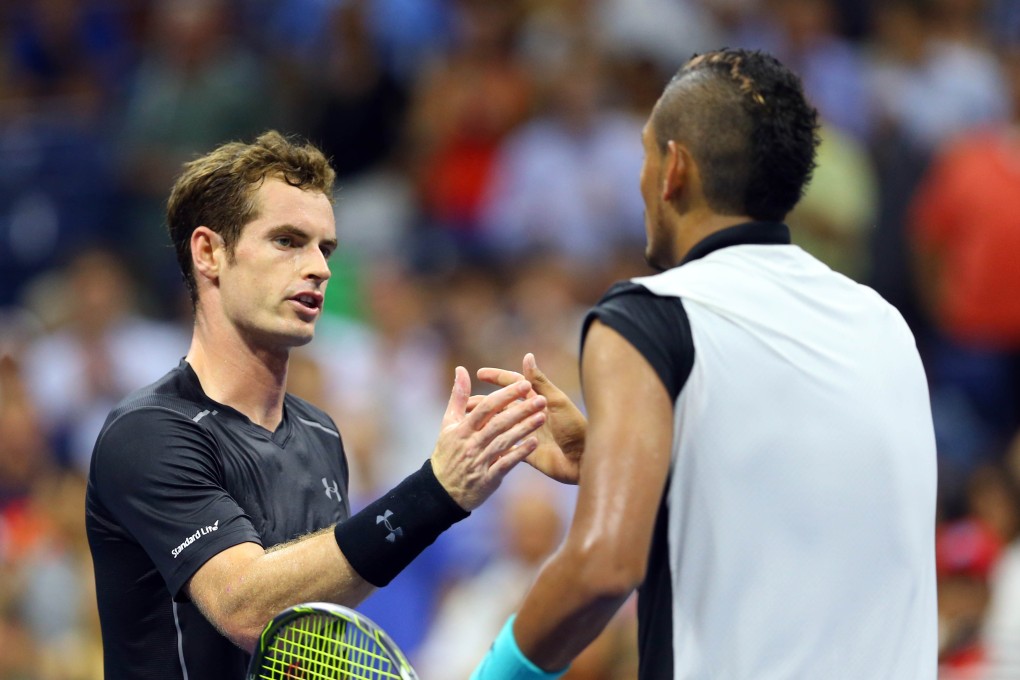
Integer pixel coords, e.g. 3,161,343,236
257,614,403,680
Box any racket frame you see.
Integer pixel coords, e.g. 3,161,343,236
247,602,419,680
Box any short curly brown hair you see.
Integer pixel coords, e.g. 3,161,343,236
167,130,336,307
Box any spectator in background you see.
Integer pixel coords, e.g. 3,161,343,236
786,123,877,281
406,0,533,265
0,353,101,679
864,0,940,338
479,47,645,264
987,0,1020,48
500,254,590,397
5,0,135,105
866,0,1007,154
934,0,998,48
435,267,499,364
516,0,600,72
983,430,1020,677
985,541,1020,678
966,464,1020,548
944,461,1020,677
17,471,102,680
302,0,417,279
908,46,1020,488
735,0,874,141
304,1,409,182
0,361,52,672
935,518,1000,677
0,354,51,510
862,0,1006,343
359,0,455,84
0,567,39,679
597,0,725,72
20,248,187,473
415,480,567,677
251,0,454,87
0,0,124,308
117,0,275,304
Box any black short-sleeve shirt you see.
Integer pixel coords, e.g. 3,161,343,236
86,361,351,680
582,280,694,403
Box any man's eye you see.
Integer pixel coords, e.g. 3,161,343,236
274,236,293,247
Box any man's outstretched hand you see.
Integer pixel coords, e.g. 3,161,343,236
431,366,547,511
475,354,587,484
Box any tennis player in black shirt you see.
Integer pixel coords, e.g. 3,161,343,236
85,131,566,679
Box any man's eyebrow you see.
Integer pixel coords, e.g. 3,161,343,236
267,224,337,250
267,224,306,238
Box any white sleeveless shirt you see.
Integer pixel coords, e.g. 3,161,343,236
632,242,938,679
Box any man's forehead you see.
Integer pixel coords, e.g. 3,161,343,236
254,177,330,209
247,179,334,229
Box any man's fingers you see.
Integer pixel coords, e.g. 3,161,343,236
487,437,539,479
465,395,485,413
442,366,471,424
477,401,546,453
524,353,541,380
523,353,552,390
476,367,525,388
464,379,532,430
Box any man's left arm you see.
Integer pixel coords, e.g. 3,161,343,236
473,319,675,676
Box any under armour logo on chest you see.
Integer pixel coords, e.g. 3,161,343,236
376,509,403,542
322,478,342,503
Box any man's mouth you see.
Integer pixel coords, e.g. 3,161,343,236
290,292,323,310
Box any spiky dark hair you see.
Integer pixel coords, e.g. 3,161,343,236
651,48,820,221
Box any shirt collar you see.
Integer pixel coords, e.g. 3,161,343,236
679,220,791,266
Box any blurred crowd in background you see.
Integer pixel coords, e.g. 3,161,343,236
1,0,1019,677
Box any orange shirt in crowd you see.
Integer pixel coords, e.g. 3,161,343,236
911,128,1020,347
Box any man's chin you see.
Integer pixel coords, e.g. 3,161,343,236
644,248,670,273
286,329,316,347
268,324,317,349
284,311,320,346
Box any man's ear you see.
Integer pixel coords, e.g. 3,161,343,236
662,140,689,201
190,226,226,284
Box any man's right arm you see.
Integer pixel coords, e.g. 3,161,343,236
185,532,370,650
184,367,546,651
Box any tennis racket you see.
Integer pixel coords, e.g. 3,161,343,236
247,602,419,680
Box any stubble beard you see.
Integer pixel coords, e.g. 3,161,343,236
237,305,318,354
644,214,673,273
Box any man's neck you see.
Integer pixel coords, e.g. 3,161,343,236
674,211,754,265
185,319,289,432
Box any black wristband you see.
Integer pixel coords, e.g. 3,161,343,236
334,459,470,587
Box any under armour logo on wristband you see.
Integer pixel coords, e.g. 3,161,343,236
376,510,404,542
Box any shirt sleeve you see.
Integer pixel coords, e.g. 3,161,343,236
91,407,263,599
581,281,695,402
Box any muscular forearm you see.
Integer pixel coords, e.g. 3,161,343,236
191,461,471,650
513,541,637,670
190,530,375,651
474,323,671,678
